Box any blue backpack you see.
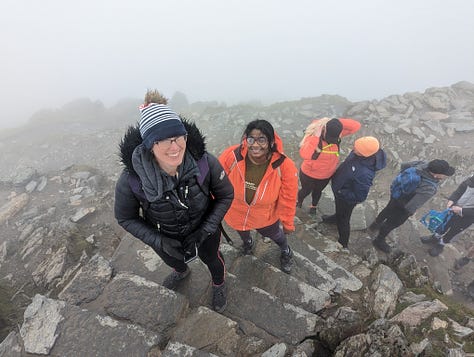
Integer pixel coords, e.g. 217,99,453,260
420,208,453,234
390,167,422,199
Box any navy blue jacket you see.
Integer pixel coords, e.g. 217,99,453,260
331,149,387,204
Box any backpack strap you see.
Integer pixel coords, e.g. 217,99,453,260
311,136,340,160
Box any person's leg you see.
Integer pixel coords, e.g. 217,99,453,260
429,215,473,257
198,230,227,312
440,215,472,244
297,170,313,207
154,242,190,289
373,201,410,253
335,198,356,248
257,220,293,273
198,229,225,285
310,177,331,208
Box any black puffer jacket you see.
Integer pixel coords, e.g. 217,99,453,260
114,119,234,249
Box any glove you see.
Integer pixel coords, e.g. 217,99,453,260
183,229,211,254
160,236,184,261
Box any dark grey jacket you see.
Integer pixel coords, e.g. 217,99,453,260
114,120,233,250
398,161,439,215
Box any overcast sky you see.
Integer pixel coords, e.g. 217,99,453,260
1,0,473,129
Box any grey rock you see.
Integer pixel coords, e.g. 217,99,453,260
390,299,448,326
59,254,113,305
19,294,66,355
102,272,189,333
369,264,403,318
172,306,240,356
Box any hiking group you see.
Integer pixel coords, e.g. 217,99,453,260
114,88,469,314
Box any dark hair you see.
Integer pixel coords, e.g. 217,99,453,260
242,119,276,152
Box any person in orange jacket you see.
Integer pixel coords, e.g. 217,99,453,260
297,117,361,214
219,119,298,273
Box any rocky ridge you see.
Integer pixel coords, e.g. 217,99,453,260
0,81,473,355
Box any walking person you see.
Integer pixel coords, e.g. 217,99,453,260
370,159,455,253
322,136,386,248
114,90,233,312
421,175,474,256
218,119,298,273
297,117,361,214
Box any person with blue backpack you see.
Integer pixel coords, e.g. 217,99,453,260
321,136,386,249
114,90,234,313
369,159,455,253
420,175,474,256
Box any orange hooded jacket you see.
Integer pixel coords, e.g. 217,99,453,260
299,118,361,179
218,133,298,232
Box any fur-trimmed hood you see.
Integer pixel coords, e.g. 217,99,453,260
118,118,206,176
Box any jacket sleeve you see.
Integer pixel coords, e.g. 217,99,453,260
277,158,298,231
299,136,320,160
339,118,361,137
200,153,234,235
448,177,470,203
114,171,161,248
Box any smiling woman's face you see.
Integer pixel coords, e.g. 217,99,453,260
246,129,270,164
152,135,187,175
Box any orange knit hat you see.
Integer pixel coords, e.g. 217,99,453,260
354,136,380,157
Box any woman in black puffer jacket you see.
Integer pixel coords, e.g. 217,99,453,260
114,90,233,313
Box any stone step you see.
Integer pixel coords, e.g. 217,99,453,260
228,252,331,313
223,274,323,345
250,237,362,293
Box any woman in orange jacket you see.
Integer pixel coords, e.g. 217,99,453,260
297,117,361,214
219,119,298,273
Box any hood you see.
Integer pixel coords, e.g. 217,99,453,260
347,149,387,171
119,118,206,176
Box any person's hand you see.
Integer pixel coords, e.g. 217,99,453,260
450,205,462,215
183,229,210,254
161,236,184,261
447,200,454,208
283,228,294,240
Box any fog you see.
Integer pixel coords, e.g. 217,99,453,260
1,0,473,129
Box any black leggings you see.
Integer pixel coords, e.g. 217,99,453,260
297,169,331,207
374,198,411,241
335,198,357,248
155,229,225,285
439,214,474,243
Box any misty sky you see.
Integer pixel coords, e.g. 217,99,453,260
1,0,473,129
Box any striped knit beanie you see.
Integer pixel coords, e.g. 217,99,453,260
139,103,187,149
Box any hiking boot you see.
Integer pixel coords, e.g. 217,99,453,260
241,239,254,255
420,235,440,244
308,206,317,215
280,247,293,274
454,257,471,270
162,267,190,290
322,214,337,224
212,282,227,313
372,238,391,253
429,243,445,257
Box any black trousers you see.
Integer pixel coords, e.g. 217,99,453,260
156,229,225,285
439,214,474,243
374,198,411,241
335,198,357,248
297,169,331,207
